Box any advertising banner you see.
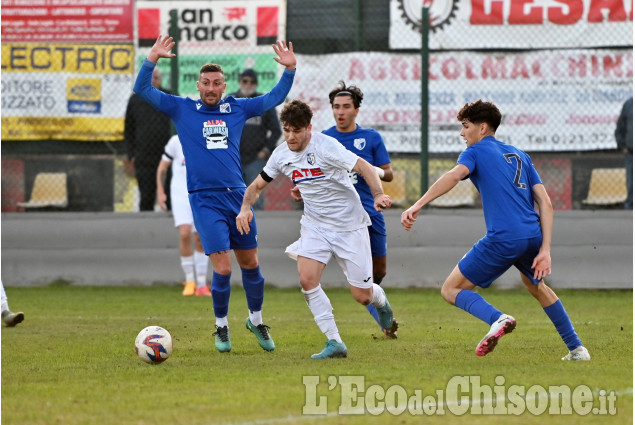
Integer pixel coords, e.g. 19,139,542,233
289,50,632,153
136,0,288,96
1,43,134,141
390,0,633,50
1,0,134,43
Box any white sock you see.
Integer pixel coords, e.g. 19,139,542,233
216,316,229,328
370,284,387,308
194,250,209,288
249,310,263,326
302,284,342,343
1,280,8,312
181,255,195,282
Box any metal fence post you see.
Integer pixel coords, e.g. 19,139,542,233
420,7,429,197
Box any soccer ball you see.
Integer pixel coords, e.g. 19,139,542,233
135,326,173,364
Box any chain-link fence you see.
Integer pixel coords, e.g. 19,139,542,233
1,0,632,212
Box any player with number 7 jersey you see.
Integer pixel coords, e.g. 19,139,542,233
401,99,589,362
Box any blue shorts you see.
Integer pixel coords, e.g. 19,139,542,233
189,188,258,255
368,213,387,258
458,235,542,288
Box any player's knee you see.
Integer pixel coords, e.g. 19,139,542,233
354,292,372,306
440,285,456,305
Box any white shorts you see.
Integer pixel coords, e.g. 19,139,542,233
285,224,373,289
171,189,196,231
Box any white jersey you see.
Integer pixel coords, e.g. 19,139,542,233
161,135,195,229
264,132,371,232
162,135,188,197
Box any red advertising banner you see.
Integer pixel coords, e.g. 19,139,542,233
1,0,134,43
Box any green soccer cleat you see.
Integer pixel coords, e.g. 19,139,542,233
245,319,275,352
376,289,396,336
311,340,348,359
213,325,231,353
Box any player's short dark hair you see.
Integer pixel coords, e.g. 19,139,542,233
457,100,502,132
328,81,363,109
200,63,224,75
280,99,313,129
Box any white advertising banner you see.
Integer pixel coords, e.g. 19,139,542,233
289,50,632,153
390,0,633,50
136,0,286,50
135,0,288,96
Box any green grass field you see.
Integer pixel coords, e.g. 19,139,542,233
1,284,632,425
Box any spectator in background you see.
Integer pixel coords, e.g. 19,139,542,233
230,69,282,210
1,280,24,327
615,96,633,210
157,134,211,297
125,67,173,211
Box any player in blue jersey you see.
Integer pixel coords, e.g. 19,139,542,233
134,35,297,354
401,100,590,361
322,82,394,332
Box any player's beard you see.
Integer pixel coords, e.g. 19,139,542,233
202,92,221,107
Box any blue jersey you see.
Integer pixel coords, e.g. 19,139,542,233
322,125,391,216
457,136,542,241
133,60,295,192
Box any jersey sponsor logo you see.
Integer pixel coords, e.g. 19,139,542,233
196,103,202,110
202,119,228,149
220,103,231,113
354,138,366,150
306,152,316,165
291,168,325,183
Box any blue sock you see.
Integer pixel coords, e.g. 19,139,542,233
455,289,502,325
211,271,231,318
366,304,381,327
241,266,265,312
543,300,582,351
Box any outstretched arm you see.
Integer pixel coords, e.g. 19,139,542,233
236,175,270,235
531,183,553,281
156,159,171,211
352,158,391,211
401,164,469,231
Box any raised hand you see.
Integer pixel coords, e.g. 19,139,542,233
272,40,296,70
148,35,176,63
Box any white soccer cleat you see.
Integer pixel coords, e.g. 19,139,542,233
475,314,516,356
2,310,24,327
561,346,591,361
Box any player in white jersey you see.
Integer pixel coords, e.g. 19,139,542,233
157,135,211,297
237,100,399,359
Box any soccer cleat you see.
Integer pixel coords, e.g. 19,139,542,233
195,286,212,297
2,310,24,327
376,289,396,336
213,326,231,353
475,314,516,357
245,319,275,351
562,346,591,361
182,281,196,296
383,318,399,339
311,340,348,359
